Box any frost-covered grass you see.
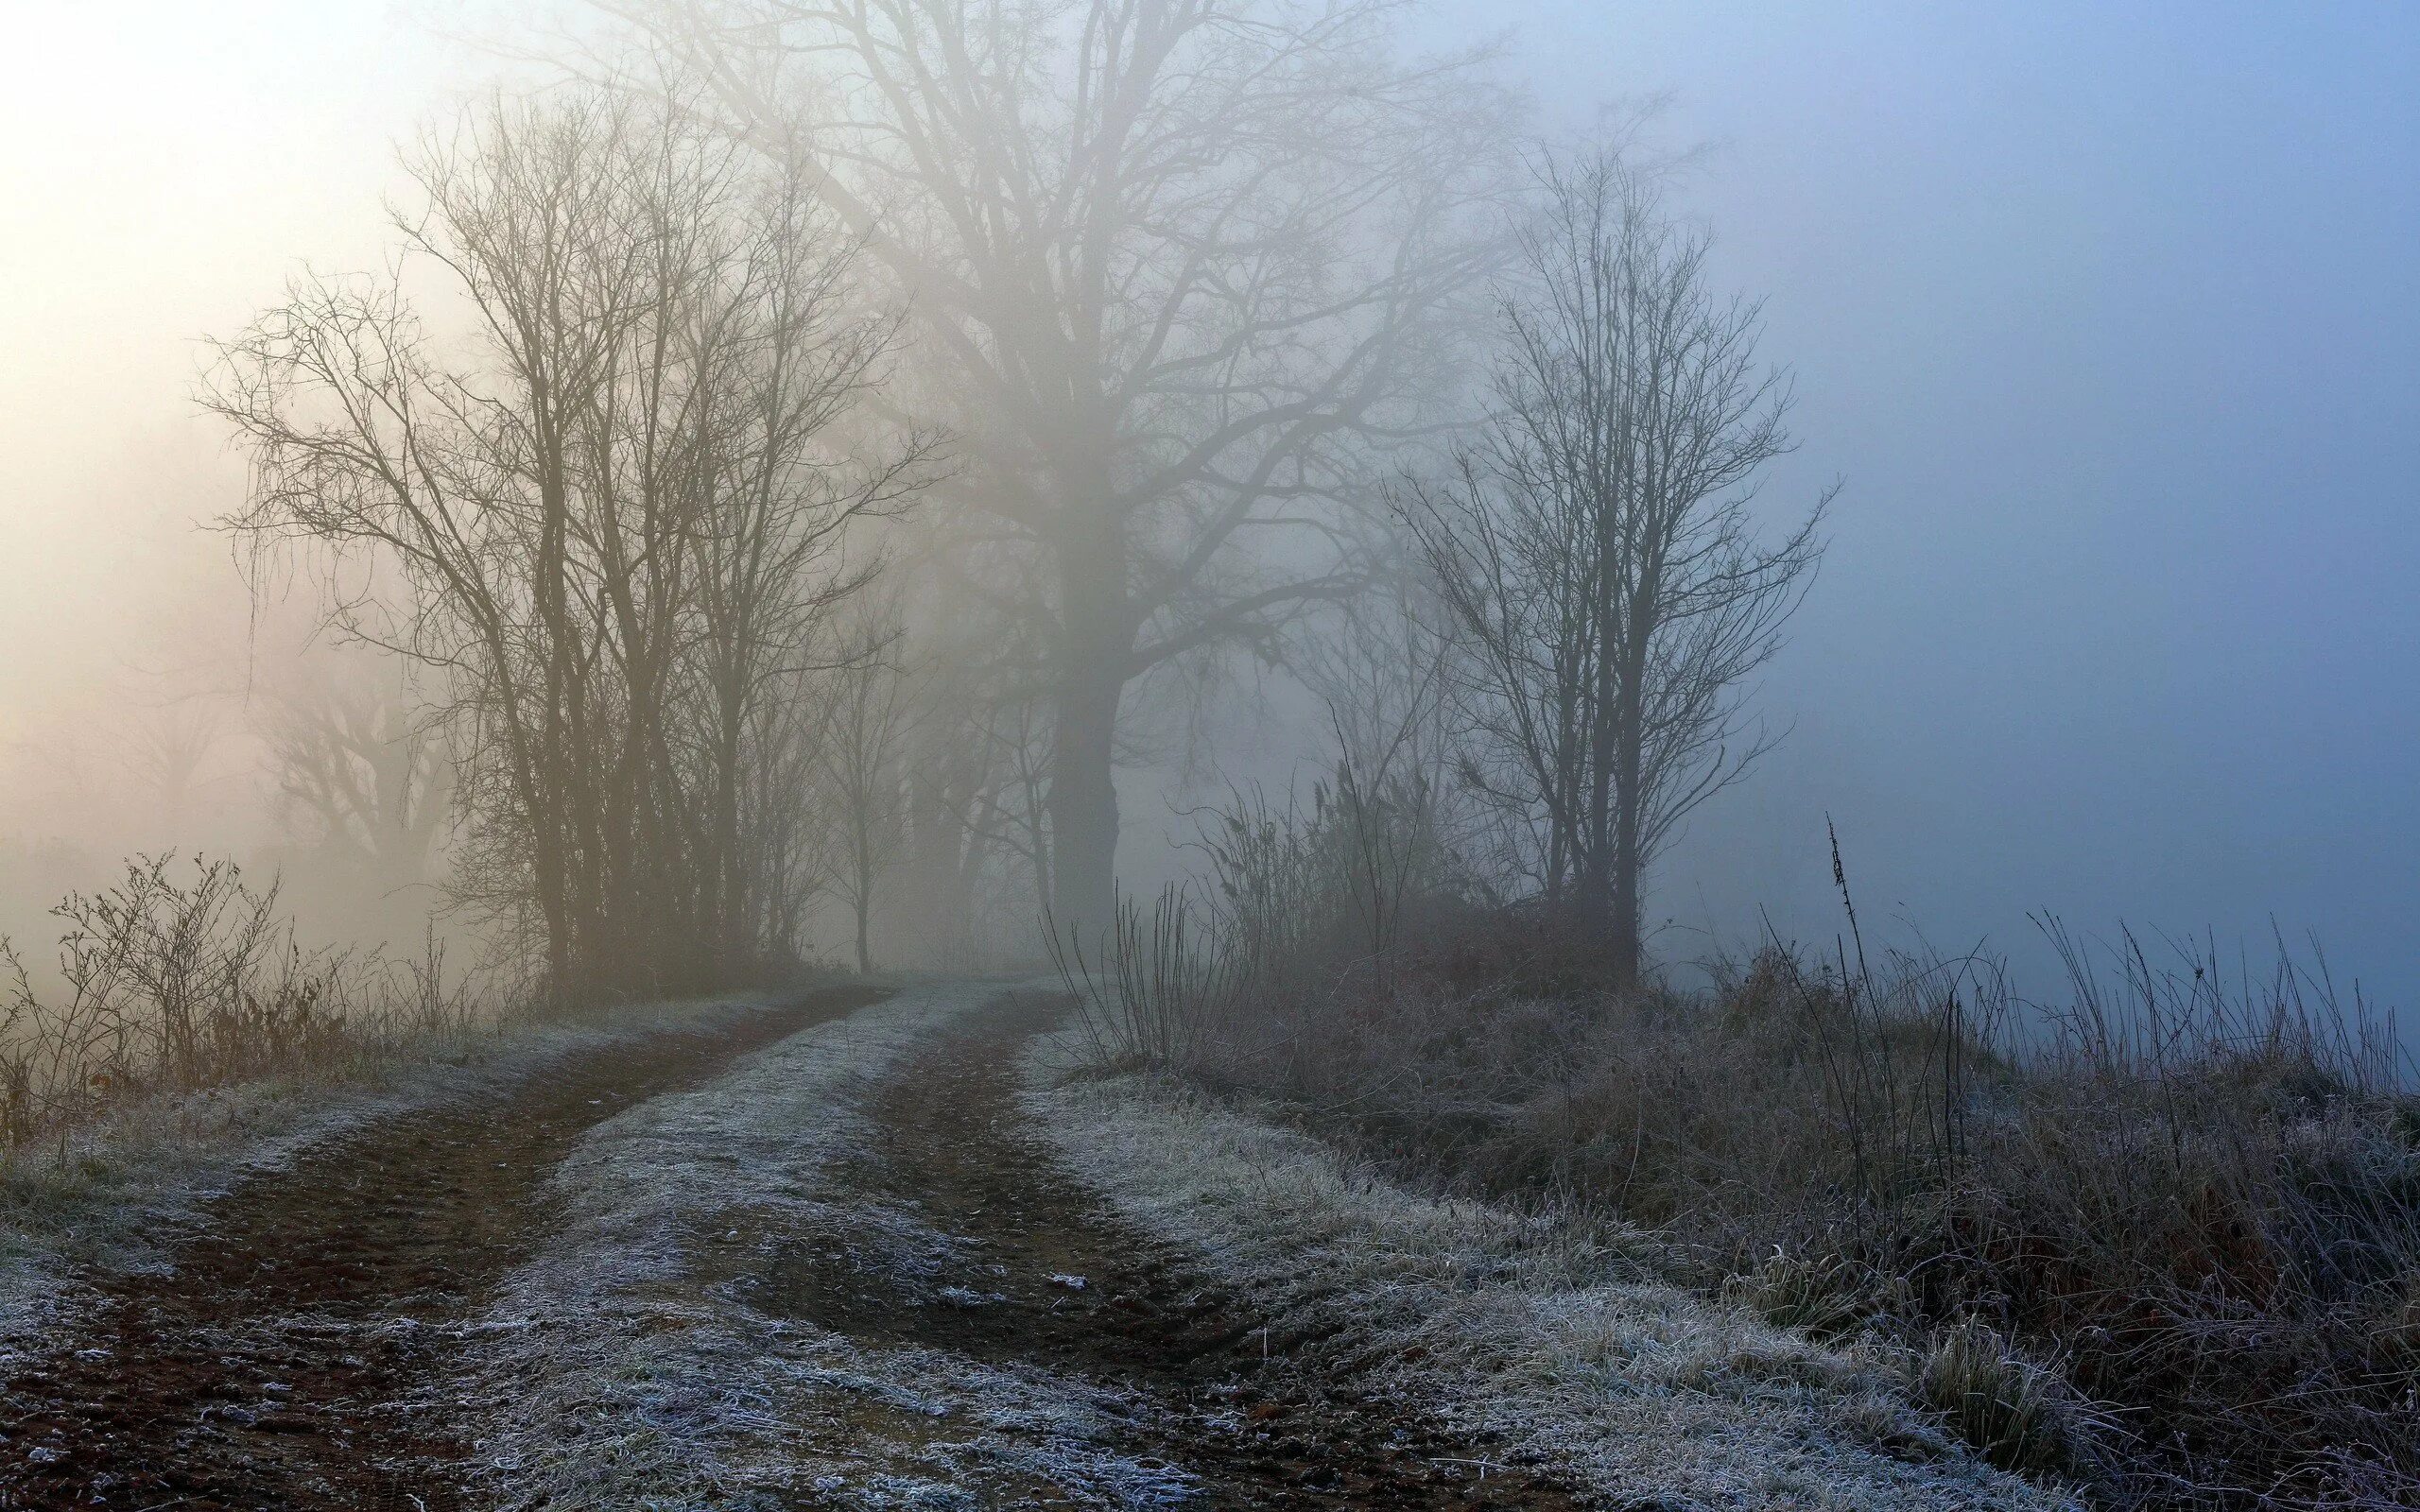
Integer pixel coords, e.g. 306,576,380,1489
0,991,796,1364
465,979,1201,1510
1022,1030,2081,1512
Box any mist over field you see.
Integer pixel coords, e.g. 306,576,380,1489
5,5,2419,1508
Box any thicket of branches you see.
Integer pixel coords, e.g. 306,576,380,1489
206,91,935,1002
0,855,481,1157
187,3,1835,1000
183,4,1834,1012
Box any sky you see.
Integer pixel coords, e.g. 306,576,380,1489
0,1,2413,1005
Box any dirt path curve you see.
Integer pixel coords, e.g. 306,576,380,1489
0,985,882,1512
728,992,1587,1509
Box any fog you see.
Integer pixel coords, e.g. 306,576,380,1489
1492,3,2420,1005
1,1,2412,1005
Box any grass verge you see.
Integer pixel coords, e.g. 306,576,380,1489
1023,1023,2078,1511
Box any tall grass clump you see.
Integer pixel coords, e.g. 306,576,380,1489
1049,759,1472,1076
0,853,490,1160
1046,884,1236,1072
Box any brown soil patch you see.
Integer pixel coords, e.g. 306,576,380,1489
0,986,881,1512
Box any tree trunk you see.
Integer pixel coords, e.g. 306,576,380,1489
905,765,974,962
712,701,748,973
1046,662,1121,935
855,821,876,974
1046,519,1129,936
1609,705,1645,992
535,836,575,1010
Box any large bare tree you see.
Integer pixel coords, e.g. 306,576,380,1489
1406,147,1829,988
206,90,928,1000
602,0,1507,930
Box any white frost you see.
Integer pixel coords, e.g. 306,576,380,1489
0,994,784,1364
1020,1030,2083,1512
465,979,1204,1510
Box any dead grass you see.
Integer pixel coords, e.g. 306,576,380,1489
1059,793,2420,1508
1150,948,2420,1507
0,854,497,1159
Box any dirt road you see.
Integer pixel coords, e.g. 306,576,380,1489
0,985,1581,1510
0,988,882,1511
715,993,1583,1508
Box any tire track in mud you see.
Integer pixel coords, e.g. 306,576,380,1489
726,992,1588,1509
0,985,883,1512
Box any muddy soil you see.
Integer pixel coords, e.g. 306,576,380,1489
0,987,881,1512
722,994,1586,1510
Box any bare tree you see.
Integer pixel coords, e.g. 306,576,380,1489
1405,147,1829,988
603,0,1507,931
811,595,918,972
205,89,926,1002
734,658,841,966
126,700,227,845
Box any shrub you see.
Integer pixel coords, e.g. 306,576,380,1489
0,854,489,1160
1046,884,1234,1073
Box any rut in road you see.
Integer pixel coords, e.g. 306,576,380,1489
716,992,1589,1509
0,986,881,1512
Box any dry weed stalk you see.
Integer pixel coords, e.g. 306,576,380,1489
0,854,491,1161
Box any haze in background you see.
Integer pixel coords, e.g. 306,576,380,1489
1479,2,2420,1006
0,3,482,864
1,2,2412,1002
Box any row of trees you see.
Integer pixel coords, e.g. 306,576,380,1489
209,0,1829,996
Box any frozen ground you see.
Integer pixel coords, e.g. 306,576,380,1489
0,991,812,1356
1,979,2077,1509
465,980,1570,1508
0,987,877,1509
462,977,1188,1509
1023,1027,2081,1512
